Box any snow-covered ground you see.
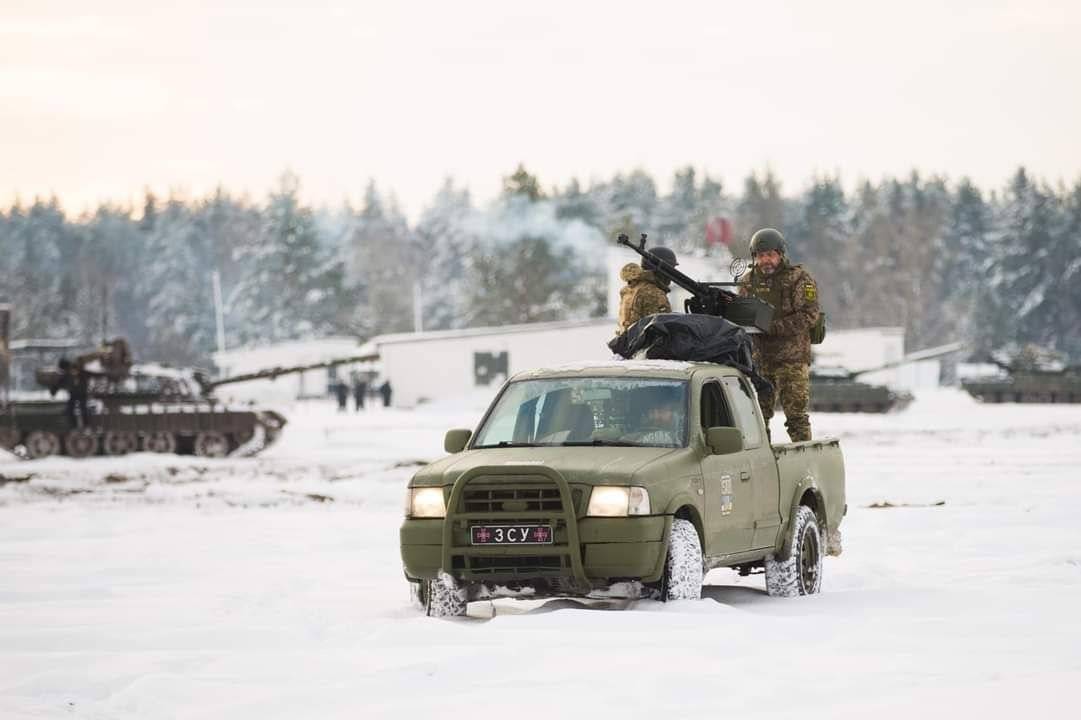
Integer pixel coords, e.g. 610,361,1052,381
2,389,1079,719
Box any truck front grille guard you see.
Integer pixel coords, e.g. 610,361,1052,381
441,466,590,592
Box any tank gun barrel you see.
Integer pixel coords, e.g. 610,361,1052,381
199,353,380,395
848,341,964,379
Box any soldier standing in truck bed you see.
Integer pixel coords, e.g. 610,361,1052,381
738,228,820,443
616,246,677,334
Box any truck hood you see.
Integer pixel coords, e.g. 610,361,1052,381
410,446,679,487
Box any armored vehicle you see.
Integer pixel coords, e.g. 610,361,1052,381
400,359,846,617
0,313,374,459
961,345,1081,403
1,350,288,460
810,342,963,413
809,365,914,413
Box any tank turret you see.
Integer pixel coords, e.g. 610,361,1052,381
961,344,1081,403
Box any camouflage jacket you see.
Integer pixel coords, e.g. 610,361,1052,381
738,261,820,366
617,263,672,333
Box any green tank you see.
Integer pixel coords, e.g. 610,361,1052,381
808,342,963,413
809,365,913,413
961,345,1081,403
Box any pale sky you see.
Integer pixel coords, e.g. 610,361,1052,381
2,0,1079,218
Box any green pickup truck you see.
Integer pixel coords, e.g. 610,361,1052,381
400,360,846,617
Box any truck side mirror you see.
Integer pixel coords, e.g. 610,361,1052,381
444,429,472,454
706,426,743,455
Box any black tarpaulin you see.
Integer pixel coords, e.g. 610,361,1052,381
608,313,771,395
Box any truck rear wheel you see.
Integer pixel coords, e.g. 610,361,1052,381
662,518,703,601
425,572,467,618
765,506,822,597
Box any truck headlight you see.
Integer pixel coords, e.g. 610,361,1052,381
407,487,446,518
587,486,651,517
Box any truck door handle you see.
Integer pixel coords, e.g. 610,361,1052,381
740,471,750,482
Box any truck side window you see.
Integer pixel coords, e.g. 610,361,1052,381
700,381,733,430
721,377,762,448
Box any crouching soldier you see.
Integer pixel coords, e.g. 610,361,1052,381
739,228,820,443
617,246,677,334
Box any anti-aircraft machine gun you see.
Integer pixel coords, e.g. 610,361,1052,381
616,233,774,332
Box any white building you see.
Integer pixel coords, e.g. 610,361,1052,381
374,319,616,408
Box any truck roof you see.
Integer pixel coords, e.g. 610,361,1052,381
511,360,737,382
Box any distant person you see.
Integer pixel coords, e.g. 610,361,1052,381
334,380,349,412
738,228,820,443
353,379,367,411
53,358,89,428
379,380,392,408
617,246,676,334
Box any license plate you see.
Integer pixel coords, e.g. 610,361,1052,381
470,524,553,545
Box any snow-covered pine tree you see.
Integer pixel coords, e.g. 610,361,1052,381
414,179,477,331
228,172,347,345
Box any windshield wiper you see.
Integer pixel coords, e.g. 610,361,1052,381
472,441,542,449
559,440,640,447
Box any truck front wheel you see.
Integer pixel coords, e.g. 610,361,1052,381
662,518,704,601
765,506,823,597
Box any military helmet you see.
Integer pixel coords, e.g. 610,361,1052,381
642,246,678,271
749,228,787,255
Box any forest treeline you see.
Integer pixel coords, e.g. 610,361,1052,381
1,165,1079,367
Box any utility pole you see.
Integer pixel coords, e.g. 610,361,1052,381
212,270,227,353
412,280,423,334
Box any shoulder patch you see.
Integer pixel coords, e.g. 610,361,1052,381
803,283,817,302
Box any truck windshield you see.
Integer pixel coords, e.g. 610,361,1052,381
473,377,688,449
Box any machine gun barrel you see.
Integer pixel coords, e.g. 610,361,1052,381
616,233,773,332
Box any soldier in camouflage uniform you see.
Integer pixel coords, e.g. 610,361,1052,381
617,246,677,334
738,228,820,443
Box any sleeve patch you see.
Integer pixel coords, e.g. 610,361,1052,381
803,283,817,302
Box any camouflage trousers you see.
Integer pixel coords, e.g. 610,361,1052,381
757,362,812,443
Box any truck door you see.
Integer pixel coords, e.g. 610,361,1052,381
720,376,781,549
699,380,755,554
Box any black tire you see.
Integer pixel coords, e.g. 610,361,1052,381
662,518,704,601
765,505,823,597
425,572,467,618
